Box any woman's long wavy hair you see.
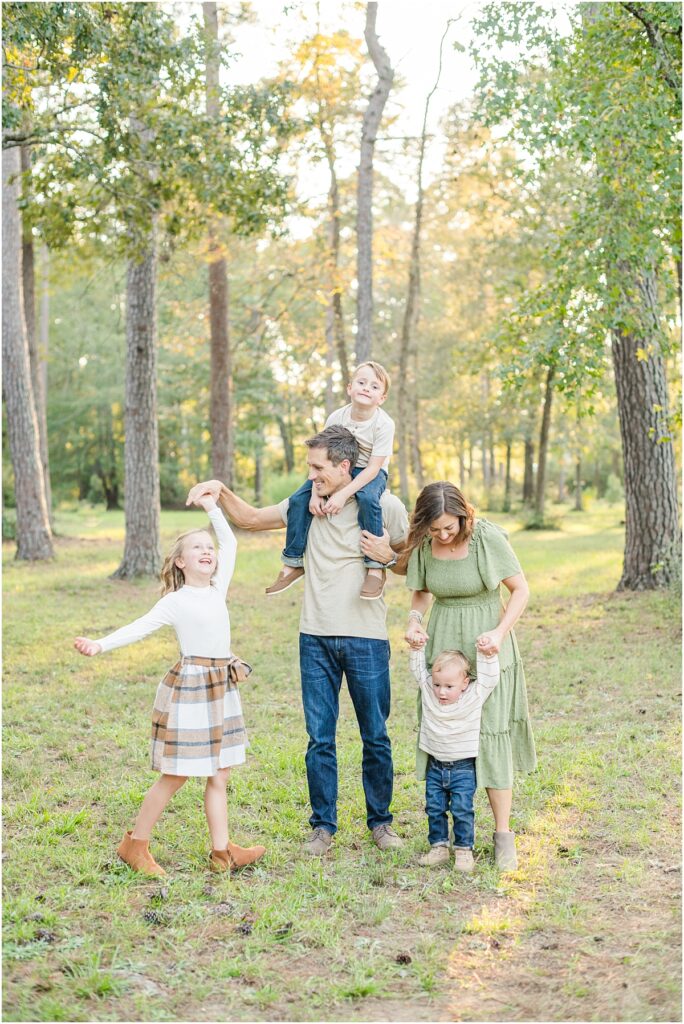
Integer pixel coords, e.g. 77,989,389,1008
159,528,214,595
398,481,475,573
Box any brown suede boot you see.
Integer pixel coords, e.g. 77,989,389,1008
209,840,266,872
117,831,167,876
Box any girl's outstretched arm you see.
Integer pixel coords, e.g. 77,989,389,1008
206,505,237,597
77,598,176,655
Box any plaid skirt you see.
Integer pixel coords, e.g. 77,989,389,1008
150,656,248,777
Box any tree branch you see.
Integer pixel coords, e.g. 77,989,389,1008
620,2,681,95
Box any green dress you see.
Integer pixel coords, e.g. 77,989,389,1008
407,518,537,789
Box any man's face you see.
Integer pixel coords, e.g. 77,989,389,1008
307,447,350,497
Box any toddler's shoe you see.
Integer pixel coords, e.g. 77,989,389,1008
493,830,518,871
360,569,386,600
418,843,450,867
209,840,266,872
265,567,305,596
117,831,167,876
453,847,475,873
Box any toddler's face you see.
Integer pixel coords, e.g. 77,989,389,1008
431,663,469,705
347,367,386,409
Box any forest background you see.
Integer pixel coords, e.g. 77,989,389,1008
3,0,680,588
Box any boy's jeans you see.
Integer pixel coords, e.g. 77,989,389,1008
282,468,388,569
425,755,477,848
299,633,394,835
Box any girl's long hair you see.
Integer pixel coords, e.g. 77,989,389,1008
398,481,475,573
160,529,213,595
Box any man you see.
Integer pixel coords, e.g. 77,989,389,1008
187,425,408,856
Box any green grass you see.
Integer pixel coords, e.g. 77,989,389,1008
3,503,681,1022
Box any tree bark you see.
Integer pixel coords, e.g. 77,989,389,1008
611,281,679,588
534,367,555,521
574,456,583,511
2,146,53,560
523,439,535,504
204,2,234,487
503,442,512,512
113,240,161,576
20,146,52,518
355,1,393,362
277,414,295,474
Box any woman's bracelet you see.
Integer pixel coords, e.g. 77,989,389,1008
408,610,423,624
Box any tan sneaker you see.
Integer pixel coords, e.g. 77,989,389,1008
454,847,475,873
360,570,386,600
493,831,517,871
265,566,305,596
371,824,403,850
302,827,333,857
418,844,450,867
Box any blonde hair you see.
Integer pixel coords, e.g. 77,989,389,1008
160,528,214,595
352,360,391,395
432,649,472,678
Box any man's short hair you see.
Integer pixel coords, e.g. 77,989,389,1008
305,425,359,470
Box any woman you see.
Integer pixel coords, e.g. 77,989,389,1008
399,481,536,870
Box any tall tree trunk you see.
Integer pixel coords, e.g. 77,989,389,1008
558,451,567,503
534,367,555,520
323,139,348,397
611,283,679,589
523,439,535,504
503,442,512,512
2,146,53,560
458,445,466,491
20,146,52,518
113,231,161,576
204,2,233,486
254,442,263,505
574,456,583,511
355,1,393,362
277,415,295,474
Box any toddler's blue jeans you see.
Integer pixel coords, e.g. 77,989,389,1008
425,754,477,848
282,468,388,568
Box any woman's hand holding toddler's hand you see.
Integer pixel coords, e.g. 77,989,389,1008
405,622,429,649
74,637,102,657
476,631,502,656
186,479,222,507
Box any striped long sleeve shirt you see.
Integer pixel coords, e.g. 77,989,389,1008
409,648,500,761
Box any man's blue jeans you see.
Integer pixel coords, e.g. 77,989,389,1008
425,755,477,848
282,469,388,569
299,633,394,835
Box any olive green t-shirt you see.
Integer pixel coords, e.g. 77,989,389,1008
277,491,409,640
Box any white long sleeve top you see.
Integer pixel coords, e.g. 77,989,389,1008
97,508,237,659
409,648,500,761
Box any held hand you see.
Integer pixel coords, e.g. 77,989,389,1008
309,493,326,517
322,491,347,516
74,637,102,657
186,479,222,507
405,622,429,649
194,493,217,513
360,528,394,564
476,630,502,656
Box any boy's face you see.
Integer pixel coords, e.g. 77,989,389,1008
431,662,469,705
347,367,386,409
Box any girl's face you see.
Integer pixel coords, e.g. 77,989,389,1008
175,531,216,582
429,513,462,546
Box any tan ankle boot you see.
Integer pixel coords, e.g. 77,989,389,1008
226,839,266,868
117,831,167,876
209,841,266,873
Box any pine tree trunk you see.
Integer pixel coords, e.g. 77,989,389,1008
534,367,555,520
356,2,393,362
21,146,52,518
277,415,295,474
523,439,535,504
611,301,679,589
503,442,512,512
2,146,53,560
204,2,234,486
112,238,161,577
574,456,583,511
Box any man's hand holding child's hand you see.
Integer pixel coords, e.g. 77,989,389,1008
74,637,102,657
322,489,349,516
194,493,217,513
309,493,327,517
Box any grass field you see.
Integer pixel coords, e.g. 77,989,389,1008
3,503,681,1022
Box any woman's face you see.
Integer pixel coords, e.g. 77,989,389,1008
429,513,462,545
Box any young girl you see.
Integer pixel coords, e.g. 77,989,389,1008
74,495,265,877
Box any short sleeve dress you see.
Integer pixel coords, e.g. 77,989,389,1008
407,518,537,789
